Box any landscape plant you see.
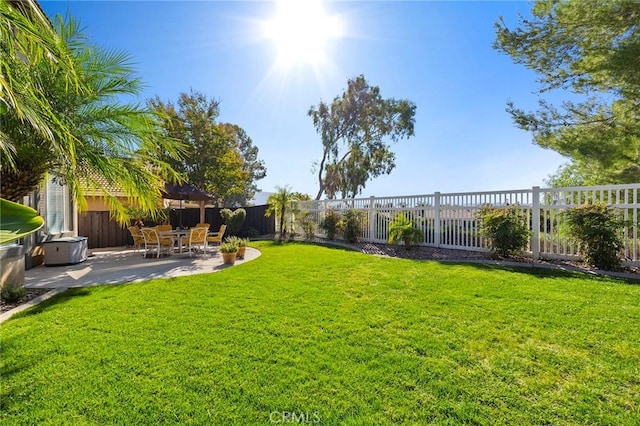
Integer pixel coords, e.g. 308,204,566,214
0,282,27,304
319,209,341,240
265,186,298,239
297,211,317,240
225,236,248,259
340,209,365,243
387,212,424,249
477,205,530,257
220,208,246,236
565,202,624,270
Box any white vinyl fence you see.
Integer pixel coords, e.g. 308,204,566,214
291,184,640,266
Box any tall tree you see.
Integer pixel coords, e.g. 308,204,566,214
1,13,181,223
149,90,266,206
308,75,416,200
494,0,640,185
218,123,267,206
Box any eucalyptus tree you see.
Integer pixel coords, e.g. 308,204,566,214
308,75,416,200
1,14,182,223
495,0,640,185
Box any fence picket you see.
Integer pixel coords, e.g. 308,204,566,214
296,184,640,266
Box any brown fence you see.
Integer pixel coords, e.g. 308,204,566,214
79,205,275,249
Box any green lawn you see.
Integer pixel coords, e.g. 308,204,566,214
1,242,639,425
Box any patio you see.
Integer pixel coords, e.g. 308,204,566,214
24,246,261,289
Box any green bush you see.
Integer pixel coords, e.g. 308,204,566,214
340,210,365,243
1,282,26,304
477,205,530,257
388,212,424,250
298,211,316,240
220,208,246,236
320,209,341,240
565,202,623,270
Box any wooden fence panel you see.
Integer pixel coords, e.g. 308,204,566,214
79,205,275,249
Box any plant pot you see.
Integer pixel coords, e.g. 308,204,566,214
236,246,246,259
222,251,237,265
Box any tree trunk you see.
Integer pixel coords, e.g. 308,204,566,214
0,168,46,202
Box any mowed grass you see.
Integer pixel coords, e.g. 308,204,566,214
1,242,639,425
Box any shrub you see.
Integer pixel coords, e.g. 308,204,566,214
388,212,424,250
565,202,624,270
220,208,246,236
477,205,530,257
1,282,26,304
298,211,317,240
340,210,365,243
320,209,341,240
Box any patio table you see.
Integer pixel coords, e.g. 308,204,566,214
162,229,189,253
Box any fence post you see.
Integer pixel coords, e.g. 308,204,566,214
532,186,540,259
369,196,376,242
434,192,441,247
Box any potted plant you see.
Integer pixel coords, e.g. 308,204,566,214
226,236,248,259
220,241,239,265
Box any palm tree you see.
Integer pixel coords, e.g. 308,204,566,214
265,186,298,239
0,0,81,167
1,13,182,223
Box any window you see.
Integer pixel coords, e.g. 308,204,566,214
45,178,71,234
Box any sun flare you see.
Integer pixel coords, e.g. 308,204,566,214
264,0,343,66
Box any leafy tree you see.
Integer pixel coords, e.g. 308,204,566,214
494,0,640,184
1,14,181,223
308,75,416,200
265,186,298,239
218,124,266,206
149,91,265,206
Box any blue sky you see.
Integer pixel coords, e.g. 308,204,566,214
41,0,568,199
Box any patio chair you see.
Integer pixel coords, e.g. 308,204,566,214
155,224,173,233
128,226,144,253
206,224,227,248
185,226,208,257
141,227,174,258
195,223,211,230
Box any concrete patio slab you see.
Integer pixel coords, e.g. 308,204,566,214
24,246,261,289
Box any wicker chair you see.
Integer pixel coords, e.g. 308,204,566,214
141,227,174,258
128,226,144,253
185,227,209,257
206,224,227,249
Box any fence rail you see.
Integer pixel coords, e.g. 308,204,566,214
293,184,640,266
